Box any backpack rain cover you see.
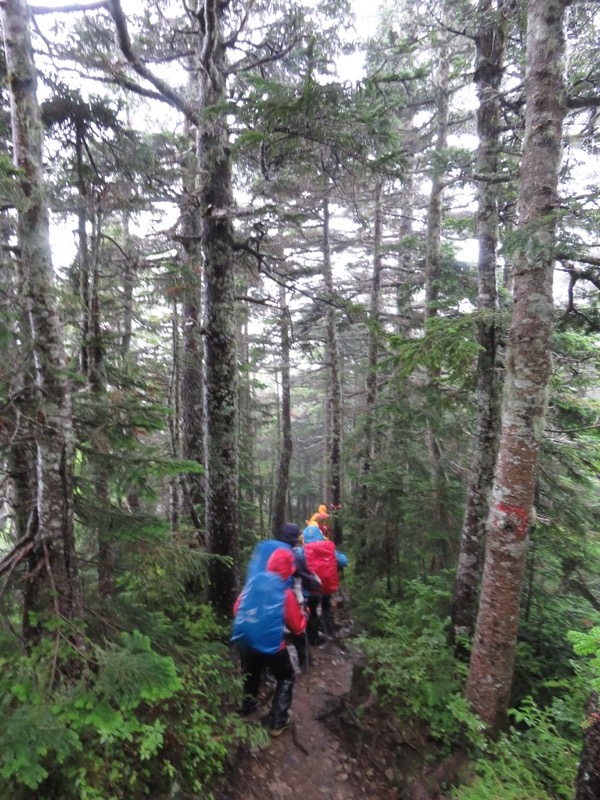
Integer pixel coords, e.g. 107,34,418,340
231,571,286,654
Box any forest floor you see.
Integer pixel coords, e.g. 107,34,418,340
219,627,398,800
218,601,465,800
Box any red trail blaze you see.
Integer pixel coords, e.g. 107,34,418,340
494,502,529,540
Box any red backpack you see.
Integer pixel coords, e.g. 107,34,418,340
304,539,339,594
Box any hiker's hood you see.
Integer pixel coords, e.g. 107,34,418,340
303,524,324,544
277,522,302,546
266,548,296,581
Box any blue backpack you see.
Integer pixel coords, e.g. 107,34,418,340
231,570,286,654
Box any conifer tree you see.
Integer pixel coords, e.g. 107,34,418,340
450,0,510,643
465,0,570,732
0,0,82,637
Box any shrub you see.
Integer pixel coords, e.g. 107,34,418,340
0,611,265,800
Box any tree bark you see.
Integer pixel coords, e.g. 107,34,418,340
465,0,569,732
200,0,240,614
1,0,81,631
271,285,292,536
75,121,91,377
1,238,36,551
180,111,205,525
397,146,415,336
424,14,450,564
88,217,113,598
120,208,136,360
355,182,384,565
450,0,506,644
364,182,383,478
322,195,343,544
169,299,182,533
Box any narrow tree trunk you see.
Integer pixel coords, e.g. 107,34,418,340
2,0,81,631
239,312,256,512
354,182,384,566
397,148,415,336
180,112,205,527
120,209,135,360
1,223,40,619
75,122,91,377
1,242,36,549
450,0,506,644
424,17,450,560
322,195,343,543
465,0,569,732
89,228,114,598
271,286,292,535
200,0,239,614
364,182,383,477
169,299,182,533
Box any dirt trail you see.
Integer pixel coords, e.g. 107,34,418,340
222,631,397,800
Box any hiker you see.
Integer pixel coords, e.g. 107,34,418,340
301,523,348,645
246,522,321,596
308,504,332,540
232,547,307,736
244,523,320,671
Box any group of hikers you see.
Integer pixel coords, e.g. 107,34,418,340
231,505,348,737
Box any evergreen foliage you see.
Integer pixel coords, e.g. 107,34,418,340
0,0,599,793
354,577,588,800
0,606,262,799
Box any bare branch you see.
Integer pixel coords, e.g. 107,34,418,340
224,0,255,48
229,37,300,76
568,94,600,110
30,1,108,13
108,0,200,125
200,0,217,75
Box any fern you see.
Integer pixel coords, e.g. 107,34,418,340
568,626,600,691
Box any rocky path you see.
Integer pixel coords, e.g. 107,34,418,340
221,631,397,800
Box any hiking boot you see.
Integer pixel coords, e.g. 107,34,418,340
237,697,259,716
269,712,292,737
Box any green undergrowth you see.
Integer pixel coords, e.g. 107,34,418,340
453,693,581,800
0,604,265,800
355,578,480,746
352,577,588,800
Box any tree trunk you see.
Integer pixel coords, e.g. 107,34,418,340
322,195,343,544
271,286,292,536
88,222,113,598
169,299,182,533
180,112,205,527
200,0,240,614
75,122,91,377
465,0,569,732
424,14,450,564
1,241,36,550
450,0,507,644
397,144,415,336
354,182,384,566
364,182,383,478
1,0,81,631
120,208,136,360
